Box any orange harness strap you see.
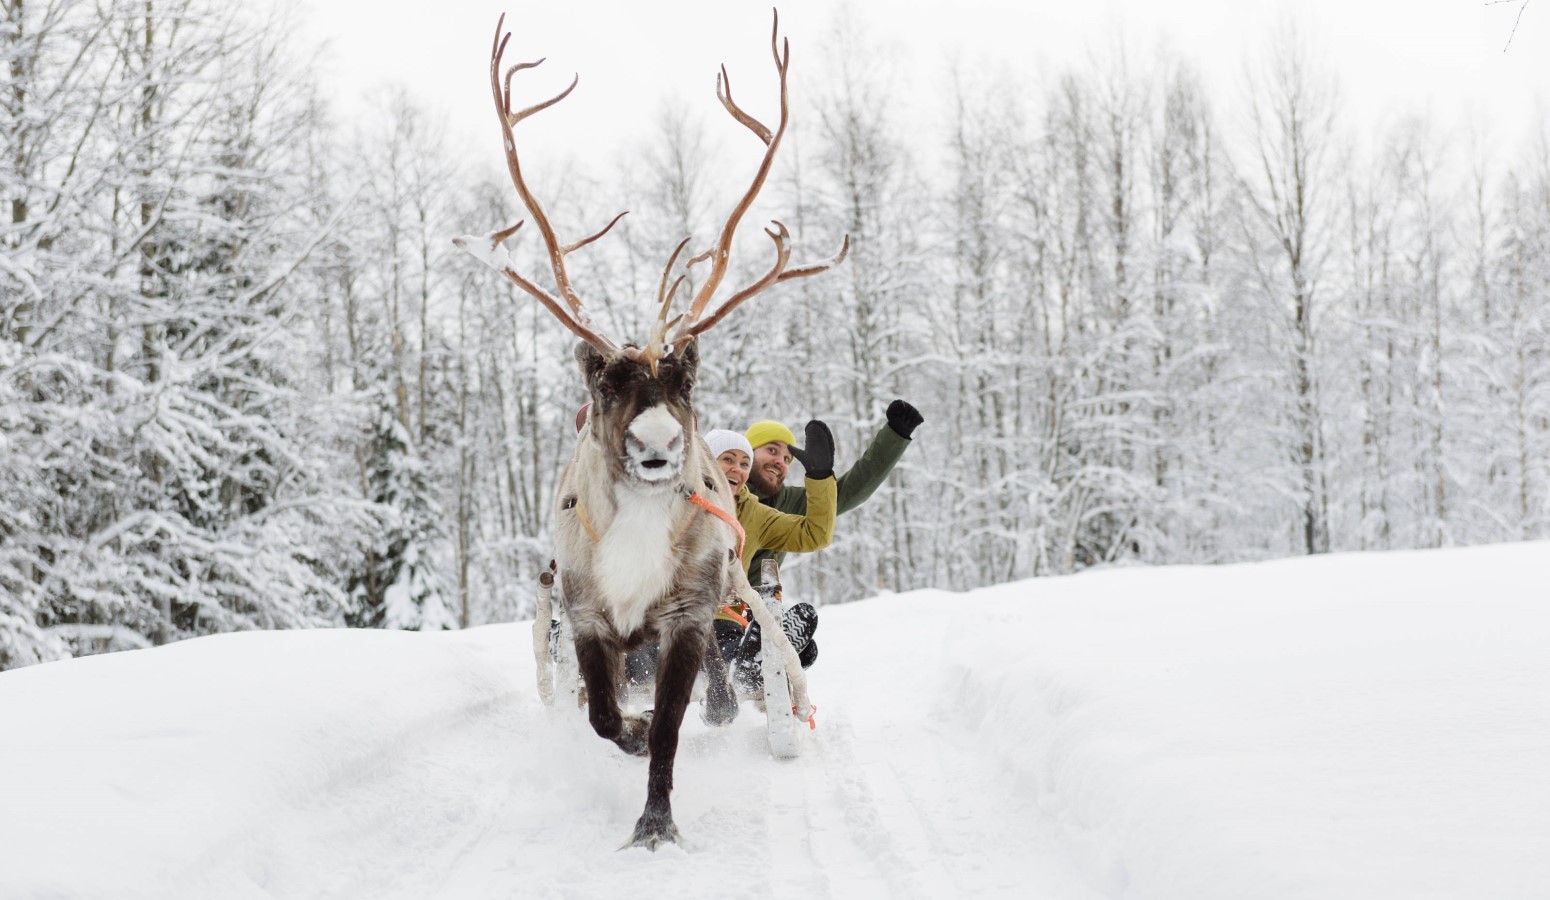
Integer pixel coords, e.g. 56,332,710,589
573,505,601,544
568,488,742,557
717,603,750,628
684,489,746,560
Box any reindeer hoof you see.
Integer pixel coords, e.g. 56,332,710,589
623,810,681,851
701,693,738,727
613,710,652,757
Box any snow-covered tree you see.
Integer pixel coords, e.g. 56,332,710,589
1236,22,1342,555
8,2,1550,667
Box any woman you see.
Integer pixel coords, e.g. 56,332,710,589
704,428,832,677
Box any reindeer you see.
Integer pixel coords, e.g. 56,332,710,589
455,11,846,850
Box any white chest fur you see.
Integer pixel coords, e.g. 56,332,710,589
594,487,680,635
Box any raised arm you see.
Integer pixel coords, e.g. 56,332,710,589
763,404,920,515
833,419,910,514
735,476,836,567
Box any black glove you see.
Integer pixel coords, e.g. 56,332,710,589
788,419,835,480
886,399,923,439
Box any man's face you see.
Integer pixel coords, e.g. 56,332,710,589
717,449,751,492
747,441,792,496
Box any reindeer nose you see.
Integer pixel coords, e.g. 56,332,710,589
624,405,686,483
627,430,675,455
627,406,682,451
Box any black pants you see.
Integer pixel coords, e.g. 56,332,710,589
715,604,819,669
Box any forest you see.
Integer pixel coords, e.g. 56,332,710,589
3,0,1547,668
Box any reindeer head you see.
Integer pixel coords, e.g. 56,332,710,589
453,10,848,394
578,340,700,486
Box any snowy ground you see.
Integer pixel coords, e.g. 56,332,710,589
3,541,1547,899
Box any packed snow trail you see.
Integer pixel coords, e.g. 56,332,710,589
0,597,1100,899
4,540,1548,898
374,601,1100,900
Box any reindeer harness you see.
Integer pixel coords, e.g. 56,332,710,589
564,485,746,561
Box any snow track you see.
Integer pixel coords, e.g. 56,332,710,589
5,541,1549,899
363,593,1101,900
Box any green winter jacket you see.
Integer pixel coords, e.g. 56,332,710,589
745,421,910,583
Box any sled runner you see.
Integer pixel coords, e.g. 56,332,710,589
750,560,801,758
533,558,809,759
532,562,581,708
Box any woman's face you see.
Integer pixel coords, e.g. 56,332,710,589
717,449,752,491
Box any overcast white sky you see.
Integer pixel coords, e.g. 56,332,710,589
298,0,1549,180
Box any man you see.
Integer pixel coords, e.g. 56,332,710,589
731,399,923,676
745,399,923,574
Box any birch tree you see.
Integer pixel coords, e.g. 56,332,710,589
1238,22,1341,554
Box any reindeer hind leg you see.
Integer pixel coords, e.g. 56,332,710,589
699,622,739,726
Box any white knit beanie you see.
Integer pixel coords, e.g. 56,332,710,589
704,428,754,460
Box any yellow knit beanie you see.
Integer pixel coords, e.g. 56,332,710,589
744,419,797,450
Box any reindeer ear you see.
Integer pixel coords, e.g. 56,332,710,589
575,340,607,383
575,341,617,405
677,338,700,369
660,339,699,396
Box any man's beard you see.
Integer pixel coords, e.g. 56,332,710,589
747,466,782,497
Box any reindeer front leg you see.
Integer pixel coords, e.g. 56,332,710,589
626,611,707,850
575,630,650,757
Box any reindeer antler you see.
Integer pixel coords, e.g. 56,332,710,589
452,14,629,359
655,10,848,361
455,10,847,370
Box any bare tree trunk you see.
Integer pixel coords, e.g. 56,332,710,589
342,274,379,607
456,285,471,627
6,0,26,233
132,1,175,644
1242,23,1338,555
419,224,431,446
1509,191,1532,533
389,227,410,433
